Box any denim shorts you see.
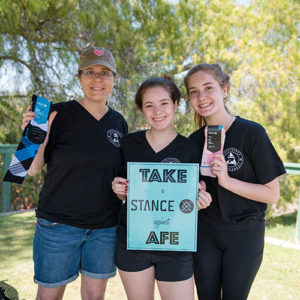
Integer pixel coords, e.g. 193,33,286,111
33,218,117,288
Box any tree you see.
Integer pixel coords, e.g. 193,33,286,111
0,0,298,212
175,0,299,211
0,0,186,209
0,0,186,132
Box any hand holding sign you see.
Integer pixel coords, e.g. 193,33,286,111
112,177,128,202
197,181,212,210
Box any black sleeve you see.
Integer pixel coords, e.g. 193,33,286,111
120,135,129,178
123,119,128,135
44,134,52,163
44,103,61,163
248,124,286,184
190,142,202,164
189,129,205,148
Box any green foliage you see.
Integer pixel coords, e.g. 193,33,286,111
176,0,299,207
0,0,299,212
0,96,26,144
11,172,44,210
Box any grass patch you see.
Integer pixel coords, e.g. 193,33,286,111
0,211,36,268
266,211,298,242
249,244,300,300
0,211,299,299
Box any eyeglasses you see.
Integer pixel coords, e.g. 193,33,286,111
81,70,114,80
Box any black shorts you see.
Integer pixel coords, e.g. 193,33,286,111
115,240,193,282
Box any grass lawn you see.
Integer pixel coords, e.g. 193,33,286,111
265,211,298,243
0,211,299,300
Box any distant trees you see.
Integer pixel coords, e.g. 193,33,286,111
0,0,298,212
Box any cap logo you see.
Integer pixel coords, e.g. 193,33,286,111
94,49,104,56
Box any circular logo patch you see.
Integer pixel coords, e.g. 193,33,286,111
107,129,122,147
223,148,243,171
161,157,180,163
179,199,194,214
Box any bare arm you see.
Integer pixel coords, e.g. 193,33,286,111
210,154,280,204
219,176,279,204
28,143,47,176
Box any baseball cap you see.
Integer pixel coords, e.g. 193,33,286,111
78,46,117,73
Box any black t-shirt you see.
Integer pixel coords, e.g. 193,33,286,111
118,130,201,240
36,100,128,228
189,117,286,229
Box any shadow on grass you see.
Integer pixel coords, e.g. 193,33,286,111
0,280,18,300
266,211,297,228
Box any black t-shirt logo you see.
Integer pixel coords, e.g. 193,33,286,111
179,199,194,214
161,157,180,163
107,129,122,147
223,148,243,171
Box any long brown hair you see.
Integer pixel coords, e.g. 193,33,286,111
184,63,231,129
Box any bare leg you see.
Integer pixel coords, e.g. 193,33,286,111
36,285,66,300
81,274,108,300
157,276,194,300
118,267,155,300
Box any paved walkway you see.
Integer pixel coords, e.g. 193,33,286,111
265,236,300,250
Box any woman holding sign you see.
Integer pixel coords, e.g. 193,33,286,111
112,77,212,300
21,45,127,300
184,63,286,300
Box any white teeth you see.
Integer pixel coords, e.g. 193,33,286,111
200,103,211,108
153,117,165,121
92,87,103,91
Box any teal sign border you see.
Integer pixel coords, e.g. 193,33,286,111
127,162,199,251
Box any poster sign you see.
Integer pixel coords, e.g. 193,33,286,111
127,162,199,251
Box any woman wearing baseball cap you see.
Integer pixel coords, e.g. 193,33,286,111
22,45,128,299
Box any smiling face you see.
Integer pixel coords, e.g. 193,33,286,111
187,71,228,121
78,64,116,104
141,86,178,131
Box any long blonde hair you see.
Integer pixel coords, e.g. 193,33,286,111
184,63,231,129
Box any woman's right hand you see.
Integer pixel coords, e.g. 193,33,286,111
21,105,57,143
112,177,128,197
21,105,35,131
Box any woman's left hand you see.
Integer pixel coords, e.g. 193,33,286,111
197,181,212,210
210,153,230,187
